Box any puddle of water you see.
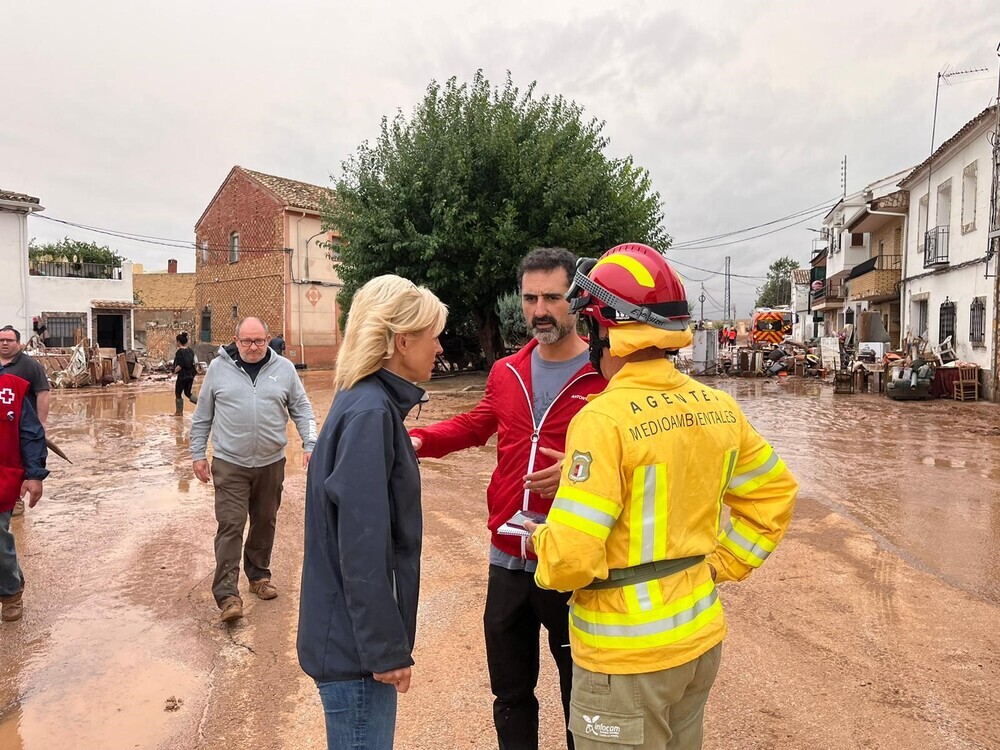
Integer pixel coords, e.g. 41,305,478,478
0,599,202,750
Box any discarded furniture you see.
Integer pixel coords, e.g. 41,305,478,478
931,367,963,399
930,336,957,366
886,362,934,400
834,370,854,394
952,365,979,401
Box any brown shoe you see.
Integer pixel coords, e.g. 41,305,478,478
219,596,243,623
11,499,24,517
249,578,278,600
1,591,23,622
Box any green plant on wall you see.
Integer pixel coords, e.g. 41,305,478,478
29,237,125,267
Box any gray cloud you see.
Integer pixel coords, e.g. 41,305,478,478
1,0,995,316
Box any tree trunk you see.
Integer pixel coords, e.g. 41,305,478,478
476,309,505,369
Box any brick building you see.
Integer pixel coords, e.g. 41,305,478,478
194,166,342,368
133,259,196,358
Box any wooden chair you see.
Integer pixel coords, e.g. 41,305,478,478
953,365,979,401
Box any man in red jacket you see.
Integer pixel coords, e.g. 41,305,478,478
411,248,605,750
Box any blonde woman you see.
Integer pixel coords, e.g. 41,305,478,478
297,274,447,750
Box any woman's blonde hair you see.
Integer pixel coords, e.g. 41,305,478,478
335,275,448,391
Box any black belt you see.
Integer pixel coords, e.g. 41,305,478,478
582,555,705,591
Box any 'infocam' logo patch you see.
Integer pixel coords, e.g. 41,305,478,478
568,451,592,482
582,714,621,739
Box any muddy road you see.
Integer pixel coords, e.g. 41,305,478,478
0,372,997,749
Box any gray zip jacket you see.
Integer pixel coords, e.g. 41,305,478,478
190,345,317,467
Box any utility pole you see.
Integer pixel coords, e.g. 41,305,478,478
699,287,706,324
724,256,731,323
841,155,848,197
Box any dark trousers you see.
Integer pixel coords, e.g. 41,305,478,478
211,457,285,607
484,565,575,750
175,375,195,401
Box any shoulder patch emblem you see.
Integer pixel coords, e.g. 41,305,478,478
568,451,593,483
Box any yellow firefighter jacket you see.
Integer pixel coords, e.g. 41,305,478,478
533,357,798,674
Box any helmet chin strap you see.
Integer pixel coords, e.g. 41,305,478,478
586,316,610,374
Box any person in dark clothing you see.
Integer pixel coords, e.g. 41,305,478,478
0,364,48,622
269,333,285,357
172,332,198,416
297,275,447,750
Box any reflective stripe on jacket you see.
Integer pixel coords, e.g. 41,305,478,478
533,357,797,674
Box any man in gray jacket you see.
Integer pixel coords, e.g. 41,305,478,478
191,317,317,623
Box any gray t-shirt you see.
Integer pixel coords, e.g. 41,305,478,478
489,348,590,571
530,349,589,426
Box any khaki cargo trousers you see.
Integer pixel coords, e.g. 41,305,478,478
211,457,285,607
569,643,722,750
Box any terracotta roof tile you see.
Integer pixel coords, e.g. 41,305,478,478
792,269,811,285
238,167,334,213
0,189,40,204
900,105,998,186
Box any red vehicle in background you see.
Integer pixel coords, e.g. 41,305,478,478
750,307,793,347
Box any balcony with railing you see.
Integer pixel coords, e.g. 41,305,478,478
810,278,846,310
923,226,949,267
28,260,123,279
849,254,901,302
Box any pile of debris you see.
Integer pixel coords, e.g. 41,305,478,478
30,340,147,388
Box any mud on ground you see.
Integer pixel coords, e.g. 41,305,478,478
0,372,997,749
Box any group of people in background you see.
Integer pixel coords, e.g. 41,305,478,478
718,324,739,349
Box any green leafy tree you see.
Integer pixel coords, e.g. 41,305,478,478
28,237,125,267
754,256,799,308
326,71,670,365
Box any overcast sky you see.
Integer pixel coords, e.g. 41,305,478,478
3,0,997,318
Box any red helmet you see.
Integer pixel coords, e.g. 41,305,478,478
568,243,690,330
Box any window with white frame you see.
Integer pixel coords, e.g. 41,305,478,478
917,195,928,249
970,297,986,345
914,299,929,340
229,232,240,263
935,179,952,229
962,161,977,234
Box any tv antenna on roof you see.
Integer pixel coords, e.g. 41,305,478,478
925,63,990,232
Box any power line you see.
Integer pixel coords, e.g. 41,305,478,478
667,256,768,280
670,206,832,251
670,196,839,248
34,214,297,255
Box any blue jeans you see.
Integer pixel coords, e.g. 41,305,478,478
0,511,25,598
317,677,398,750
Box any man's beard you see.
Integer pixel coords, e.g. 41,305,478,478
531,316,575,345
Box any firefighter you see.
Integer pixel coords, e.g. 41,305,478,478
526,243,798,749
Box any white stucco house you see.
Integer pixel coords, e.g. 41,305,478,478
0,189,44,332
898,104,997,390
790,268,812,343
1,187,136,351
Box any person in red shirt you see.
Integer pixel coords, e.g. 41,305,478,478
410,248,605,750
0,365,48,621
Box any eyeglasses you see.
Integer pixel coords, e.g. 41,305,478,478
237,338,268,347
0,338,18,344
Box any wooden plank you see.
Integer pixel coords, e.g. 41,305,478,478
118,353,130,383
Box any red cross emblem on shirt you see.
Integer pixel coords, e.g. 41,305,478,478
0,387,14,405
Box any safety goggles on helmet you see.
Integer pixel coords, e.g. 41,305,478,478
565,247,690,331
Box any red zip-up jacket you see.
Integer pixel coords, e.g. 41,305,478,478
410,338,605,558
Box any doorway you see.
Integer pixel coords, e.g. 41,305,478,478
97,314,125,352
